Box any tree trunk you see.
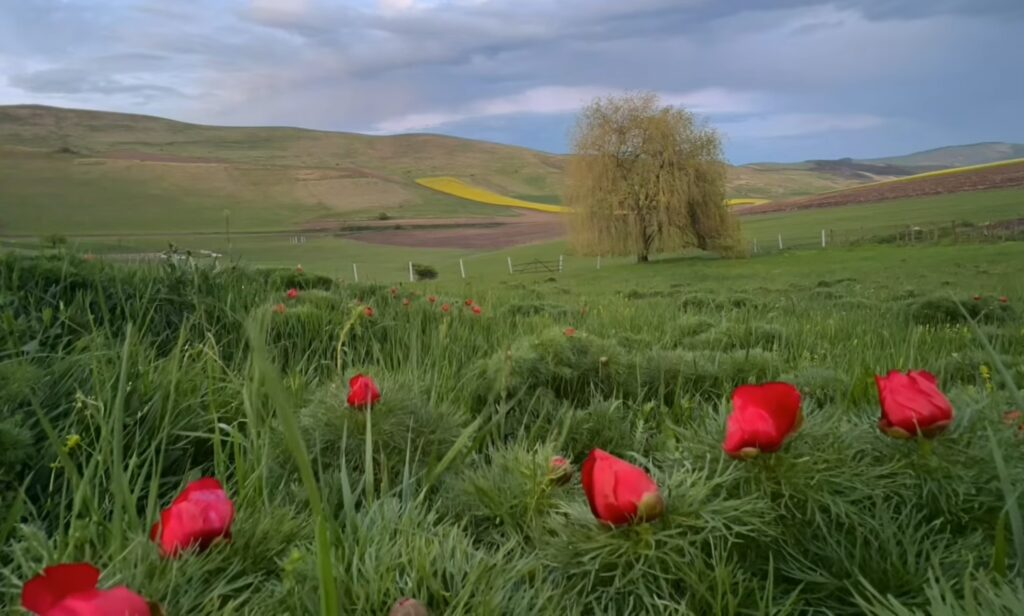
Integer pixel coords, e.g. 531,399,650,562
636,253,649,263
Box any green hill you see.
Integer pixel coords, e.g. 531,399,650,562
862,142,1024,167
0,105,567,234
1,105,1015,237
0,105,882,235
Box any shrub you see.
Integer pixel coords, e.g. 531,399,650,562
412,262,438,280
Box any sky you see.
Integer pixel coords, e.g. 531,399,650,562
1,0,1022,164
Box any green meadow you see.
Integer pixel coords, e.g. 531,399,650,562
1,234,1022,613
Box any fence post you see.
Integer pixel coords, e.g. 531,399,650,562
408,261,414,282
507,257,513,274
753,239,758,254
352,263,359,283
558,255,564,272
597,256,601,270
821,229,827,248
778,234,783,250
459,258,466,279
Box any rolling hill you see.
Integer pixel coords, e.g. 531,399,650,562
863,142,1024,167
745,142,1024,184
1,105,1020,237
0,104,880,235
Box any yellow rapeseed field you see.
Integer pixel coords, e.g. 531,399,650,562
416,177,571,213
725,198,771,207
418,177,768,213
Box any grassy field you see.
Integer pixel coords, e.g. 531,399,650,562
740,188,1024,247
1,186,1009,283
1,241,1022,614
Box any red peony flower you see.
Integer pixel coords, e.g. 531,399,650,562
548,455,573,485
564,327,576,337
471,305,482,315
581,449,664,526
427,295,437,304
347,373,381,409
389,598,429,616
464,298,473,306
151,478,235,558
22,563,151,616
1002,410,1023,437
286,288,299,300
441,303,451,313
364,306,375,318
1000,296,1009,304
876,370,954,439
273,303,287,314
723,382,803,459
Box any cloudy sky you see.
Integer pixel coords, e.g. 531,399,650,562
1,0,1022,163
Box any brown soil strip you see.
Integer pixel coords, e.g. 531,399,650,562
339,210,565,249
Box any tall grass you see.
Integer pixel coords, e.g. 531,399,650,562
1,252,1022,614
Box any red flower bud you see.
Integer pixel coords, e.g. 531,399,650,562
427,295,437,304
464,298,473,306
973,295,982,302
402,298,411,307
441,303,451,313
286,288,299,300
22,563,151,616
564,327,576,337
389,598,429,616
548,455,573,485
273,303,287,314
391,287,399,296
1003,410,1023,431
471,305,482,315
150,478,235,558
364,306,375,318
723,382,803,459
1000,296,1009,304
581,449,664,526
347,374,381,409
876,370,953,439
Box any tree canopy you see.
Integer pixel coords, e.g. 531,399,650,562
566,92,740,262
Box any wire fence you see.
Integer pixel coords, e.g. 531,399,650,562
748,219,1024,257
3,217,1022,283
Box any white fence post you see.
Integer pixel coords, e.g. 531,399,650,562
507,256,513,274
778,234,783,250
558,255,564,272
821,229,827,248
753,238,758,254
408,261,414,282
352,263,359,283
459,258,466,279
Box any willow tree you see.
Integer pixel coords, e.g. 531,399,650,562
566,92,740,262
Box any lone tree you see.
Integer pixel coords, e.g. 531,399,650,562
566,92,740,262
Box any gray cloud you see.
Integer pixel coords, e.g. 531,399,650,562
8,67,186,99
0,0,1021,162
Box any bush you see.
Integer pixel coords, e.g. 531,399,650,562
905,295,1016,325
412,262,438,281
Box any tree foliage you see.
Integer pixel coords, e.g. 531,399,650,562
566,92,740,262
